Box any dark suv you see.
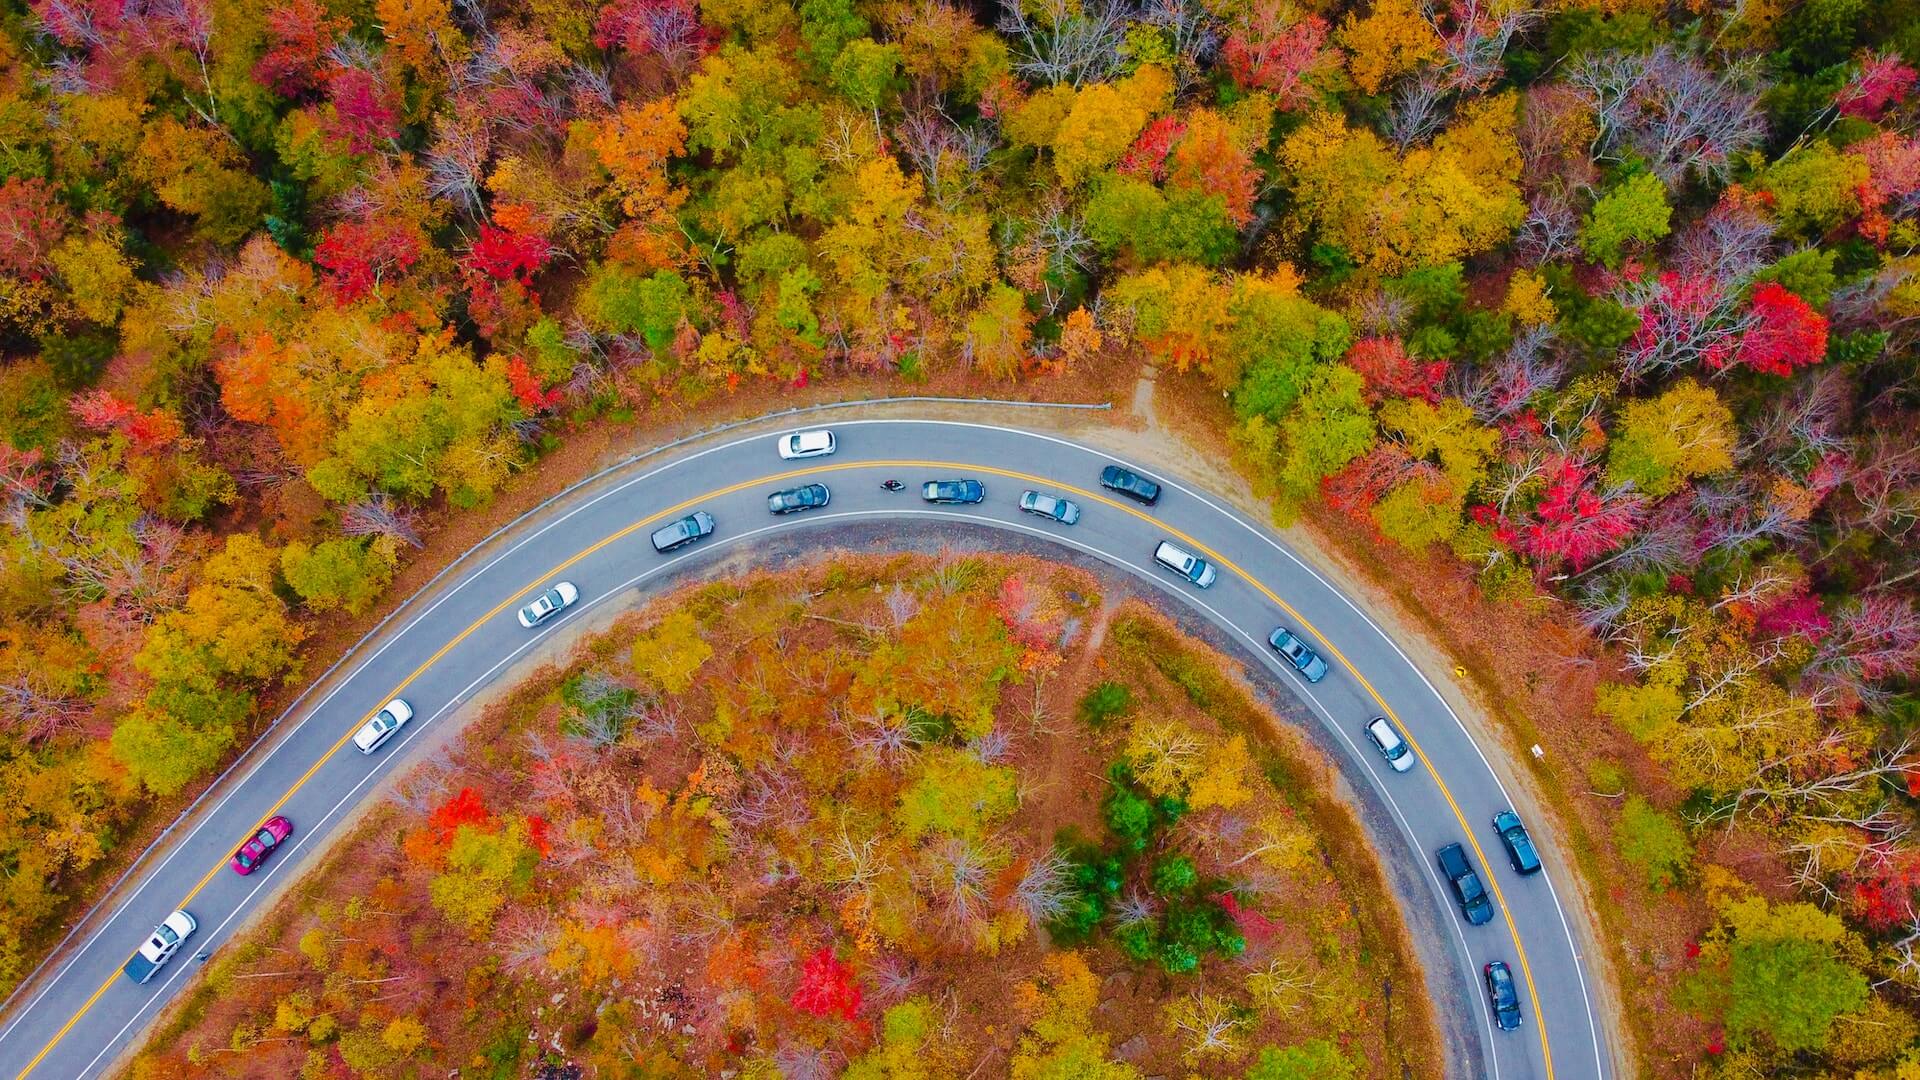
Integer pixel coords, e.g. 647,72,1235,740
1099,465,1161,506
1437,843,1494,926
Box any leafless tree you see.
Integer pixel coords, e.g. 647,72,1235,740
927,838,992,927
1460,324,1564,422
1566,47,1767,187
1740,365,1853,471
1386,71,1450,150
1141,0,1220,93
1673,203,1776,284
998,0,1135,88
341,494,424,548
0,675,91,744
1435,0,1539,93
1012,847,1077,924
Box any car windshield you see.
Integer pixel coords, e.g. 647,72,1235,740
155,925,178,946
257,827,276,845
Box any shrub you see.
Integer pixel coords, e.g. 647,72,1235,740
1615,796,1692,891
1077,681,1133,727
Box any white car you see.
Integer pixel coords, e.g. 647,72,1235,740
776,429,836,459
517,581,579,627
1365,716,1415,772
123,909,195,984
353,698,413,754
1153,540,1217,588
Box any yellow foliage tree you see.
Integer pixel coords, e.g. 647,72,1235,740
1279,108,1523,276
1051,66,1172,186
1337,0,1442,94
630,610,714,694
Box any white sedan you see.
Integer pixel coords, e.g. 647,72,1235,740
517,581,579,628
776,429,836,459
353,698,413,754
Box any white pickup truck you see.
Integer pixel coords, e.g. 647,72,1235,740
122,909,196,984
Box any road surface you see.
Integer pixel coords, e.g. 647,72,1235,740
0,418,1611,1080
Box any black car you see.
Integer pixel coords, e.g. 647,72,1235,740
767,484,831,515
1492,810,1542,875
651,511,716,552
1099,464,1162,505
921,479,985,504
1436,843,1494,926
1484,961,1522,1031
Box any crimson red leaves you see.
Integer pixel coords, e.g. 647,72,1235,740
790,947,861,1021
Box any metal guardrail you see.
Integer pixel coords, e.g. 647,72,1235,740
0,394,1110,1021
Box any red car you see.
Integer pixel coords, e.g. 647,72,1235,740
230,816,293,875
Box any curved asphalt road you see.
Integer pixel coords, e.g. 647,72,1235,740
0,418,1609,1080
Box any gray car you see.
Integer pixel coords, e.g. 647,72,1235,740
651,511,716,552
1019,490,1081,525
1267,628,1329,682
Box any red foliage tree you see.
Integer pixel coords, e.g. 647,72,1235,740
790,947,861,1021
1116,116,1186,181
1220,1,1334,109
465,223,551,286
505,355,564,412
1728,283,1828,377
1836,52,1918,120
313,217,421,303
69,390,183,450
1754,590,1832,644
428,787,495,841
254,0,347,96
1848,853,1920,931
525,814,552,857
0,176,70,280
1480,457,1641,570
1215,891,1277,944
1343,337,1447,403
327,67,400,154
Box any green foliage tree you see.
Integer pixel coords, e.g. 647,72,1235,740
1688,895,1870,1053
1614,796,1692,891
1278,366,1375,499
1580,172,1671,269
280,538,394,615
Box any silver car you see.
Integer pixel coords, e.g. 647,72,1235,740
1019,490,1081,525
